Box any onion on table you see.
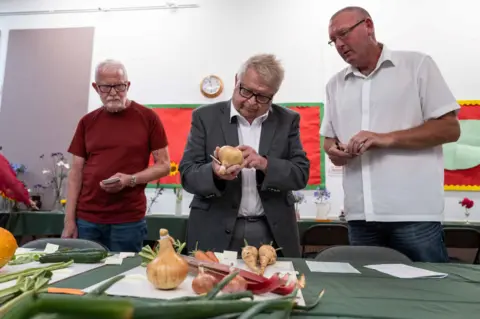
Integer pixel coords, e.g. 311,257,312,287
191,266,218,295
217,145,243,175
146,228,189,290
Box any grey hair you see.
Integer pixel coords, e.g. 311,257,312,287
94,59,128,82
330,6,372,21
237,54,285,90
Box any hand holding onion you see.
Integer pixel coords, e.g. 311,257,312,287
212,146,244,180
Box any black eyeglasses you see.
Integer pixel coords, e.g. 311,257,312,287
328,19,366,46
97,83,128,94
238,84,273,104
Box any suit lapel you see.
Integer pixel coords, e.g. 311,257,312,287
220,101,240,146
259,108,278,156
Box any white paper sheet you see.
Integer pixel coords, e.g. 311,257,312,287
364,264,448,279
0,262,106,290
305,261,361,274
83,260,306,306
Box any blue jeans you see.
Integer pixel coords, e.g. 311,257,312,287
76,218,147,252
347,221,449,263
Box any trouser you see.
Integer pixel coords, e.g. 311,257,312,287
228,216,279,257
76,218,147,252
347,221,449,263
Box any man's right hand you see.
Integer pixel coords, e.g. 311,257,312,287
212,146,243,180
327,142,354,166
61,219,78,238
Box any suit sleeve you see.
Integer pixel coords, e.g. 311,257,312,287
179,109,225,197
256,113,310,191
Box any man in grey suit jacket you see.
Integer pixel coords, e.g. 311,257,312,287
179,54,310,258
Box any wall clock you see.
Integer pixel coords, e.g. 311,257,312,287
200,75,223,98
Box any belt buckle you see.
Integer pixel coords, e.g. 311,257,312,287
245,216,260,222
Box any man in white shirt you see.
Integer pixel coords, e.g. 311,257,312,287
180,54,310,257
321,6,460,262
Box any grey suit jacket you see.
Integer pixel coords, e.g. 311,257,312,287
179,100,310,257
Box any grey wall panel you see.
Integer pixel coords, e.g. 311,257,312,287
0,27,94,209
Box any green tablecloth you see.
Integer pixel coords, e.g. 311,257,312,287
4,211,480,244
5,211,480,243
50,256,480,318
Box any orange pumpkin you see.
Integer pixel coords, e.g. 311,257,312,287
0,227,17,268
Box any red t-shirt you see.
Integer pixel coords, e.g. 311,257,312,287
68,101,168,224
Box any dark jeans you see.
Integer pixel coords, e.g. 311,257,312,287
347,221,449,263
76,218,147,252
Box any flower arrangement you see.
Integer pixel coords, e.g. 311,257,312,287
313,187,331,204
459,197,474,223
38,152,70,209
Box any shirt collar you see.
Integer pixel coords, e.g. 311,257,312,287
344,44,396,79
229,101,271,123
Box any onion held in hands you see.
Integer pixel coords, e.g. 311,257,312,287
217,146,243,175
191,266,217,295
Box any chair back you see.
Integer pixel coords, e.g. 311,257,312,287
443,227,480,264
315,245,413,264
22,238,108,251
301,224,350,257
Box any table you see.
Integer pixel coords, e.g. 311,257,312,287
50,256,480,318
4,211,480,243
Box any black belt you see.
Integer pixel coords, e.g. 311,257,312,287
237,215,265,222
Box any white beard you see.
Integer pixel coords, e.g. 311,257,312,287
104,100,126,113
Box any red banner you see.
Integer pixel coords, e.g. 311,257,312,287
146,104,324,190
444,102,480,191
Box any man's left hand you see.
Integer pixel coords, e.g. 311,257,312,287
238,145,268,172
347,131,394,155
99,173,132,193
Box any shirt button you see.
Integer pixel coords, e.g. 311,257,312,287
225,229,231,234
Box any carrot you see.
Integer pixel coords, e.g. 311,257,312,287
194,250,215,262
258,242,280,275
191,242,216,263
205,251,219,263
241,239,259,274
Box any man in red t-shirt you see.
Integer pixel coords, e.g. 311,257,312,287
62,60,170,252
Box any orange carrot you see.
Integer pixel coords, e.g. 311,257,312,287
194,250,214,262
205,251,219,263
47,287,85,296
241,239,259,274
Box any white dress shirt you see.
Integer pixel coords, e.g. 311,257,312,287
320,45,460,222
230,102,269,217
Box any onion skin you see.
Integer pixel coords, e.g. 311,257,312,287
146,228,189,290
221,274,248,293
191,267,217,295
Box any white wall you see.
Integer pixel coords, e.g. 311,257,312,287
0,0,479,221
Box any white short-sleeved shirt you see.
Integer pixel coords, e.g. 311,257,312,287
320,45,460,222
